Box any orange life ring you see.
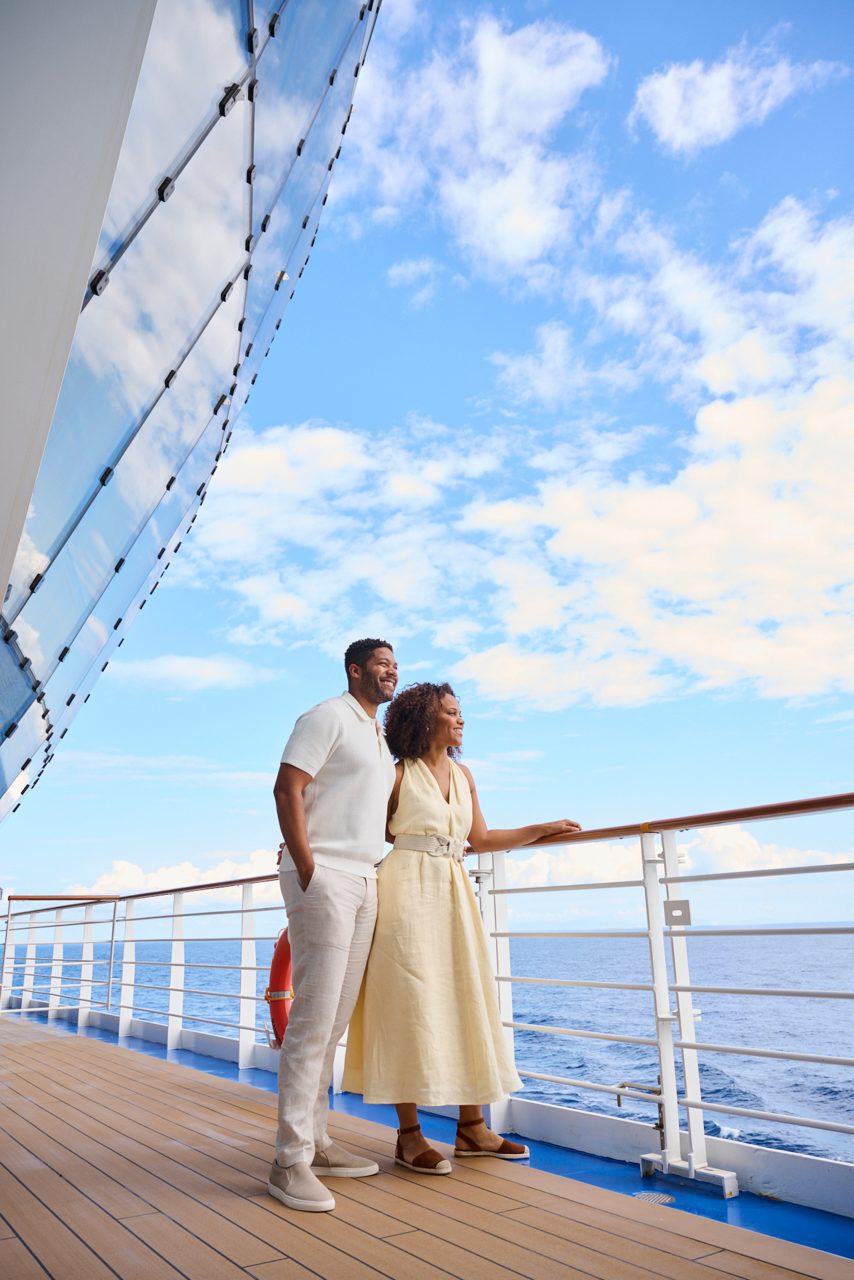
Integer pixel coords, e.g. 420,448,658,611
264,928,293,1048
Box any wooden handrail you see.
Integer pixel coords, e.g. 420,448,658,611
6,894,120,902
6,791,852,911
530,790,854,847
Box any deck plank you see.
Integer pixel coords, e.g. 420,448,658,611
0,1075,286,1268
0,1236,51,1279
0,1163,119,1279
123,1211,261,1280
0,1129,188,1280
0,1019,850,1280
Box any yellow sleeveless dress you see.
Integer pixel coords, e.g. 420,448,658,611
342,757,523,1105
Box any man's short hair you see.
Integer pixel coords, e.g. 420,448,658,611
344,638,393,675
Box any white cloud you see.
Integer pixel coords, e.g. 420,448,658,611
334,14,611,275
629,34,846,156
492,321,637,407
68,848,282,904
387,257,439,287
387,258,443,307
174,184,854,713
107,654,278,692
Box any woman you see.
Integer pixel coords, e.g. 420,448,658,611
342,682,581,1174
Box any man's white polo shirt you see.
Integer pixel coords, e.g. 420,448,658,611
279,692,395,879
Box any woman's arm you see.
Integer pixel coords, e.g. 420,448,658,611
460,764,582,853
384,761,405,844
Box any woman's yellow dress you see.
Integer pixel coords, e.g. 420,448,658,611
342,757,523,1105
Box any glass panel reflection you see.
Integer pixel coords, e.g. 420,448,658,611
0,701,49,814
252,0,363,238
242,22,361,356
0,635,36,742
6,101,250,616
95,0,250,264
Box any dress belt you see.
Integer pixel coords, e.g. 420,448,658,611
392,834,467,862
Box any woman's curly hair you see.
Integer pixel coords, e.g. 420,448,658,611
383,682,460,761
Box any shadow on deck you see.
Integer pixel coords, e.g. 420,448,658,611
0,1017,849,1279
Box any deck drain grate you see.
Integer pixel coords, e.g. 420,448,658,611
633,1192,675,1205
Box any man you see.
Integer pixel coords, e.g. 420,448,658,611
268,638,398,1212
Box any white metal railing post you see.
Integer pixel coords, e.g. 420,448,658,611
21,913,37,1009
47,907,66,1019
238,883,256,1069
0,900,14,1009
480,850,514,1132
640,832,682,1174
167,891,185,1050
661,828,709,1169
118,900,136,1038
106,899,118,1012
78,904,95,1028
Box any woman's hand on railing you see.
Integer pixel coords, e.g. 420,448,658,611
536,820,583,839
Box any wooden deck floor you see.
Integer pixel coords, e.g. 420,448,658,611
0,1018,850,1280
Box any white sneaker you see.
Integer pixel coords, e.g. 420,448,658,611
268,1160,335,1211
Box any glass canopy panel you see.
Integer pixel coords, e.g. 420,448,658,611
37,415,223,712
0,701,48,812
47,514,198,744
5,100,251,617
251,0,364,239
95,0,250,264
253,0,283,52
0,635,36,740
241,46,357,354
18,366,232,696
12,285,242,687
232,214,318,413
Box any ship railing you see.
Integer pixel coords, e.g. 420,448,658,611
476,788,854,1196
1,789,852,1199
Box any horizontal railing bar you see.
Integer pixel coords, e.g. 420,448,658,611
132,1006,261,1035
132,960,269,971
517,1069,662,1104
670,983,854,1000
661,862,854,884
4,923,119,936
493,931,648,939
674,1039,854,1068
133,982,265,1001
497,975,654,992
6,895,120,903
527,790,854,847
679,1098,854,1137
127,936,280,944
667,926,853,938
490,879,644,896
506,1020,657,1048
121,874,278,903
129,905,282,923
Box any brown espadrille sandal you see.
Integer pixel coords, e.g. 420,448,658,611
454,1116,530,1160
394,1124,452,1175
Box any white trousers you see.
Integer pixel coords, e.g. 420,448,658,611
275,862,377,1166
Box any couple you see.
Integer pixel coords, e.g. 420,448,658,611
268,638,581,1212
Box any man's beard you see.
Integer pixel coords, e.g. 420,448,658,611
365,672,394,704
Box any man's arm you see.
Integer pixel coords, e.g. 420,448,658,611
273,763,315,891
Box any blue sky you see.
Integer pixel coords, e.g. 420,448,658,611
2,0,852,929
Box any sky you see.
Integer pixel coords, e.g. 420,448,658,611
2,0,852,931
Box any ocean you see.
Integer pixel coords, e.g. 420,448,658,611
5,932,852,1165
